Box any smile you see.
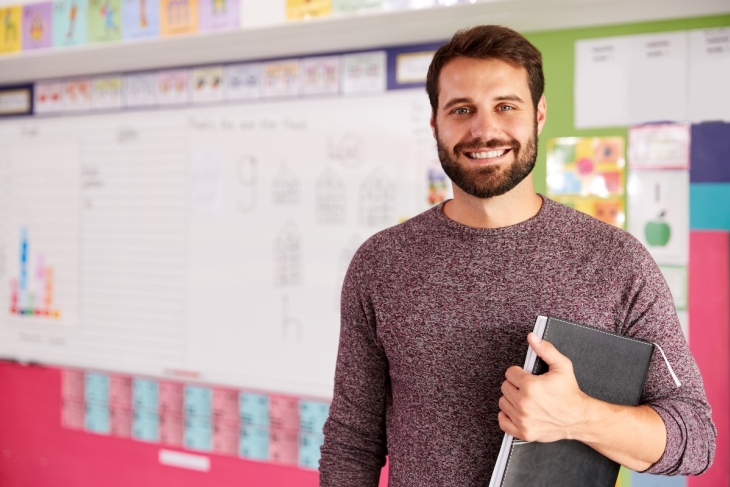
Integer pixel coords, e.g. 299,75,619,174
464,149,511,160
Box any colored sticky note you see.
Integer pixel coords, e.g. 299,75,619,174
213,420,239,455
269,427,298,465
109,375,132,407
62,399,85,430
286,0,331,21
212,388,238,424
132,378,159,411
184,385,212,418
184,416,212,451
239,424,269,460
240,392,269,426
159,381,184,414
160,0,198,35
198,0,238,31
88,0,122,42
160,411,183,446
299,400,330,434
270,396,299,431
53,0,88,47
86,402,111,434
298,432,324,469
62,369,85,400
132,409,160,441
0,6,23,54
23,3,53,50
85,372,110,404
110,405,132,437
121,0,159,39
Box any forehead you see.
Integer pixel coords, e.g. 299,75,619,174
438,57,531,102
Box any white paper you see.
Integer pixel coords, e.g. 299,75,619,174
574,36,630,128
122,73,158,108
91,76,123,111
628,32,688,124
341,51,387,95
262,60,300,98
34,80,63,114
226,63,261,100
62,78,92,112
396,51,435,84
627,170,689,265
628,123,690,170
688,27,730,123
190,67,225,104
658,265,688,310
300,56,341,96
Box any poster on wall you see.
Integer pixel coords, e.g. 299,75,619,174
88,0,122,42
159,0,198,35
53,0,88,47
121,0,160,39
628,123,690,170
286,0,332,21
23,3,54,50
198,0,239,31
627,170,689,265
0,6,23,54
546,136,626,228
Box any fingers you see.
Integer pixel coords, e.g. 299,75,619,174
527,332,571,370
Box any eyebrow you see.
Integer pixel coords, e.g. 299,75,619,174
441,94,526,111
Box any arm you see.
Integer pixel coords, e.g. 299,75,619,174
319,251,388,487
498,333,666,471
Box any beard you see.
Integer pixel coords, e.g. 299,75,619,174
435,121,538,199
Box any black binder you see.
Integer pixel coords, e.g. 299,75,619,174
489,316,655,487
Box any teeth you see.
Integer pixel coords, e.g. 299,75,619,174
469,150,506,159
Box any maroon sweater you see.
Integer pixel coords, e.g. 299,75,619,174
319,197,715,486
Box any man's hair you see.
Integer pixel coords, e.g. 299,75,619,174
426,25,544,115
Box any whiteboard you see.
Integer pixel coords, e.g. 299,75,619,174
0,88,445,398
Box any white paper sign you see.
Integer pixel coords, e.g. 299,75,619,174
341,51,387,94
628,123,690,170
628,170,689,265
688,28,730,123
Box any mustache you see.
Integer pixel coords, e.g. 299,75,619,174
453,137,520,155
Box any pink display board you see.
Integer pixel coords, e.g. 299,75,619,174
688,230,730,487
0,363,390,486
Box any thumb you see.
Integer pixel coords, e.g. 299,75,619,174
528,332,571,371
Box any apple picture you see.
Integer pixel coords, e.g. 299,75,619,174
645,210,671,247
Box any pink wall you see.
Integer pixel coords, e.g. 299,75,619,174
688,231,729,487
0,362,390,486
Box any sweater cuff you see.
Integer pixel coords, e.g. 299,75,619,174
641,404,682,475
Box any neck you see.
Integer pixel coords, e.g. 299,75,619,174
443,175,543,229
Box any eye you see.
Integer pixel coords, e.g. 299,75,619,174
498,104,515,112
453,107,470,115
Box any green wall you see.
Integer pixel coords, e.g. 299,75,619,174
524,14,730,195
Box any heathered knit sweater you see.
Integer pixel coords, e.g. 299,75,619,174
319,196,716,487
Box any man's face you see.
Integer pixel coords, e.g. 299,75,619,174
430,57,546,199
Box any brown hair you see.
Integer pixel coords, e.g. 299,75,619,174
426,25,544,115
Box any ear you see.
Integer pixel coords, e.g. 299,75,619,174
536,95,547,135
430,114,437,139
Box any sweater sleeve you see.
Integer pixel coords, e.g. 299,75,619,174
621,242,716,476
319,247,389,486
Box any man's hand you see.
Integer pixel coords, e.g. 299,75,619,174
498,332,590,442
497,332,667,472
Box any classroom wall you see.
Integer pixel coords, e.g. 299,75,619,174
0,5,729,487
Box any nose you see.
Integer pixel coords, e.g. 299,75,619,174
470,110,501,141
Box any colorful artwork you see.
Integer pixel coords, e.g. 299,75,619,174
121,0,159,39
300,56,340,96
122,72,157,107
341,51,387,94
0,6,23,54
190,67,224,103
226,63,260,100
286,0,331,21
88,0,122,42
34,80,63,113
160,0,198,35
198,0,238,31
332,0,381,14
91,76,123,109
62,78,92,111
23,3,53,50
53,0,88,47
547,137,626,228
262,60,300,98
427,168,448,206
157,69,188,105
628,123,690,170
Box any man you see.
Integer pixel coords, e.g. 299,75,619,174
319,25,715,486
